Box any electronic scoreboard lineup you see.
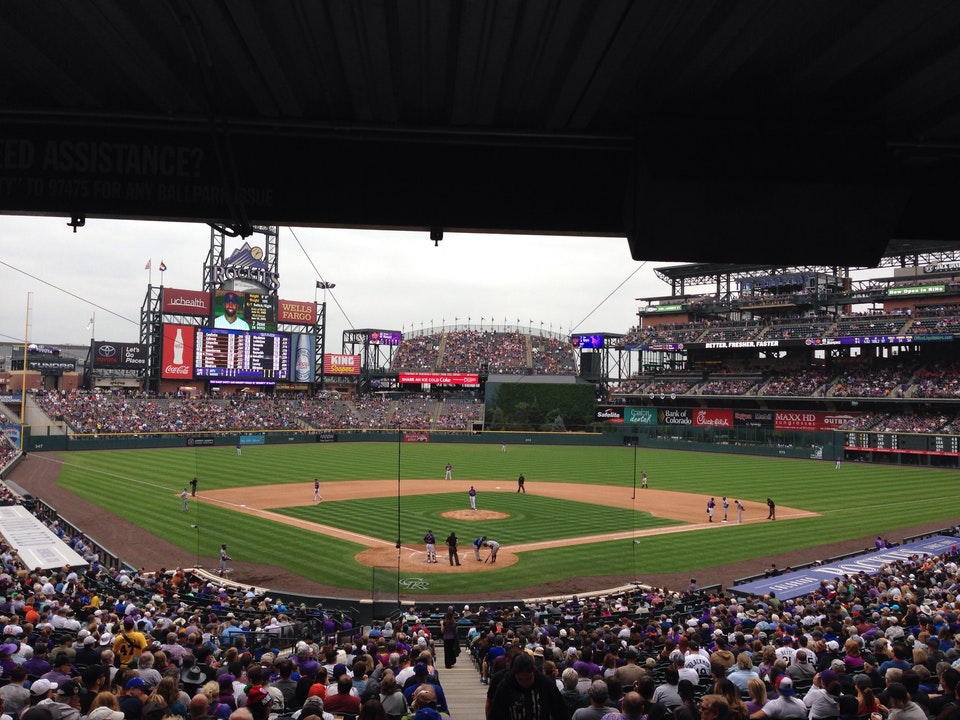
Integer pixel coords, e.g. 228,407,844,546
194,328,290,380
845,431,960,456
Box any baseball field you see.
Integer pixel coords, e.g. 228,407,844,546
19,440,959,600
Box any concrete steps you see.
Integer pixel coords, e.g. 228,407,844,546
435,643,486,720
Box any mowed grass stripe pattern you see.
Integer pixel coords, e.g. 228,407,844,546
276,493,681,546
48,443,960,595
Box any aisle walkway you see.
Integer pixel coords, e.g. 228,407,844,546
436,644,487,720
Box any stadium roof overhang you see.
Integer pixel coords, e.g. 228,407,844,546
4,2,960,266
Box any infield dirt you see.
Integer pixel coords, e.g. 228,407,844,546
202,480,814,574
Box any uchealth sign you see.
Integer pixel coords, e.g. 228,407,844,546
162,288,211,316
323,354,361,376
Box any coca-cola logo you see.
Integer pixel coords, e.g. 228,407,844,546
164,365,191,375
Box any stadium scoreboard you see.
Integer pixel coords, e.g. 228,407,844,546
194,328,290,380
845,431,960,456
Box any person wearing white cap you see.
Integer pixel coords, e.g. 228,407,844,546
88,708,125,720
28,679,58,704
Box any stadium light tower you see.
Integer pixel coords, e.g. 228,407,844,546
315,282,335,390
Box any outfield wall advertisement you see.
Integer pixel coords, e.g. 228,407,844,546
598,406,859,430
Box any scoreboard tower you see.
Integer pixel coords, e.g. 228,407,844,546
140,225,327,392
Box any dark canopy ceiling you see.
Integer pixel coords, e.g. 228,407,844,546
3,1,960,265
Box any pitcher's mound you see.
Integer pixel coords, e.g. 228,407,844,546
442,510,508,521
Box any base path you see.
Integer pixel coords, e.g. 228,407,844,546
202,480,815,574
15,452,949,599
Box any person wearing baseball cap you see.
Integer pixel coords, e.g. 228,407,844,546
215,292,249,330
28,679,57,702
244,685,272,720
112,618,147,667
402,664,449,715
52,680,83,718
119,677,147,719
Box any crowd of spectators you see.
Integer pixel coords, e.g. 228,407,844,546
761,320,835,341
29,391,483,434
621,307,960,348
293,398,362,430
32,394,300,435
4,410,960,719
531,338,576,375
833,316,908,336
912,317,960,335
911,365,960,400
392,329,577,376
352,396,434,430
435,399,483,431
391,336,441,373
830,368,915,399
459,531,960,720
699,379,760,396
0,443,18,475
2,451,959,720
834,409,944,433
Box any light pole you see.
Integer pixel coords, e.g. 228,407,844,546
396,420,402,609
315,281,335,390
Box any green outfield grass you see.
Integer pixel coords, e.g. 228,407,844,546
49,441,959,595
276,493,682,546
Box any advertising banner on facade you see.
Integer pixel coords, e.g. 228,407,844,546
322,353,360,376
595,407,624,423
161,324,195,380
278,299,317,325
161,288,211,316
92,341,149,370
774,411,860,431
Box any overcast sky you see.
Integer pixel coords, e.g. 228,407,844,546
0,215,682,351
